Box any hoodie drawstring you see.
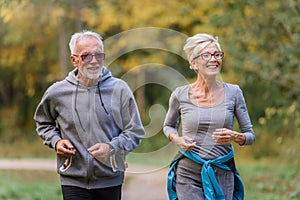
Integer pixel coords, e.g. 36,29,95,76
74,79,109,133
97,81,109,115
75,81,87,132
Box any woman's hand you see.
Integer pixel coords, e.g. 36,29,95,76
212,128,246,145
169,133,196,152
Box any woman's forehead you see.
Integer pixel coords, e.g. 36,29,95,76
202,43,219,52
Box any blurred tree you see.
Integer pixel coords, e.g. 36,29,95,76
0,0,60,135
0,0,299,162
0,0,76,138
0,0,218,142
209,0,300,158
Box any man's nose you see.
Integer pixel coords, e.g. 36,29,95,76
90,55,98,63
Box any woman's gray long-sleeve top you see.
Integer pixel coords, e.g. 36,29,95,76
163,83,255,160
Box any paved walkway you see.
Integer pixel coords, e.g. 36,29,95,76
0,159,168,200
0,159,56,171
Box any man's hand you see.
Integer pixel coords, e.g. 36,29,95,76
55,139,76,159
88,143,110,163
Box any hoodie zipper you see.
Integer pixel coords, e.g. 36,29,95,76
87,152,93,189
86,88,93,189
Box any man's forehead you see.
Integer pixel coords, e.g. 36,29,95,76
76,36,103,51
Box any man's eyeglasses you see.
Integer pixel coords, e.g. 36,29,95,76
73,53,105,63
193,51,224,61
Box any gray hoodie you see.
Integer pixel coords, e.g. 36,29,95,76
34,67,145,189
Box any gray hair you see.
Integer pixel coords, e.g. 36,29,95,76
69,30,104,54
183,33,221,62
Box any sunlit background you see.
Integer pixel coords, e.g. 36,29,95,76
0,0,299,199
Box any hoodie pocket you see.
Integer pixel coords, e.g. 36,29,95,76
57,153,88,178
92,158,121,178
59,157,72,172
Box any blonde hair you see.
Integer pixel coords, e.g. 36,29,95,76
183,33,221,63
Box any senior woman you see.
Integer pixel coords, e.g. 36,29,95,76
164,33,255,200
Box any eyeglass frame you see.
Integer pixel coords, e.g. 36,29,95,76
193,51,224,61
73,53,105,63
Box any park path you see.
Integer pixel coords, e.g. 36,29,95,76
0,159,169,200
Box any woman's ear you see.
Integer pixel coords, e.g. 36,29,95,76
190,60,196,70
70,55,78,67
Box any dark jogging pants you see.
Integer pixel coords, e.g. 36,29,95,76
61,185,122,200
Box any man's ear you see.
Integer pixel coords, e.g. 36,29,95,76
70,55,78,67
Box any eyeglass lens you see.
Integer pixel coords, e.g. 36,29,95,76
201,52,224,61
81,53,105,63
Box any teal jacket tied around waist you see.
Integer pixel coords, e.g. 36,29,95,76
167,149,244,200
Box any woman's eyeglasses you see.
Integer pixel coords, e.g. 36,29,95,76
193,51,224,61
73,53,105,63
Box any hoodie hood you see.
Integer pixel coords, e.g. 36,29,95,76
65,66,112,87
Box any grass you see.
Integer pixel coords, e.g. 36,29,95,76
0,170,62,200
0,138,55,159
0,140,299,199
234,146,300,200
0,159,298,200
239,160,300,200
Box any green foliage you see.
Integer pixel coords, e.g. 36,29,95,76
0,0,299,165
209,0,300,159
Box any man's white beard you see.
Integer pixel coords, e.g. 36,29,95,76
79,65,102,80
